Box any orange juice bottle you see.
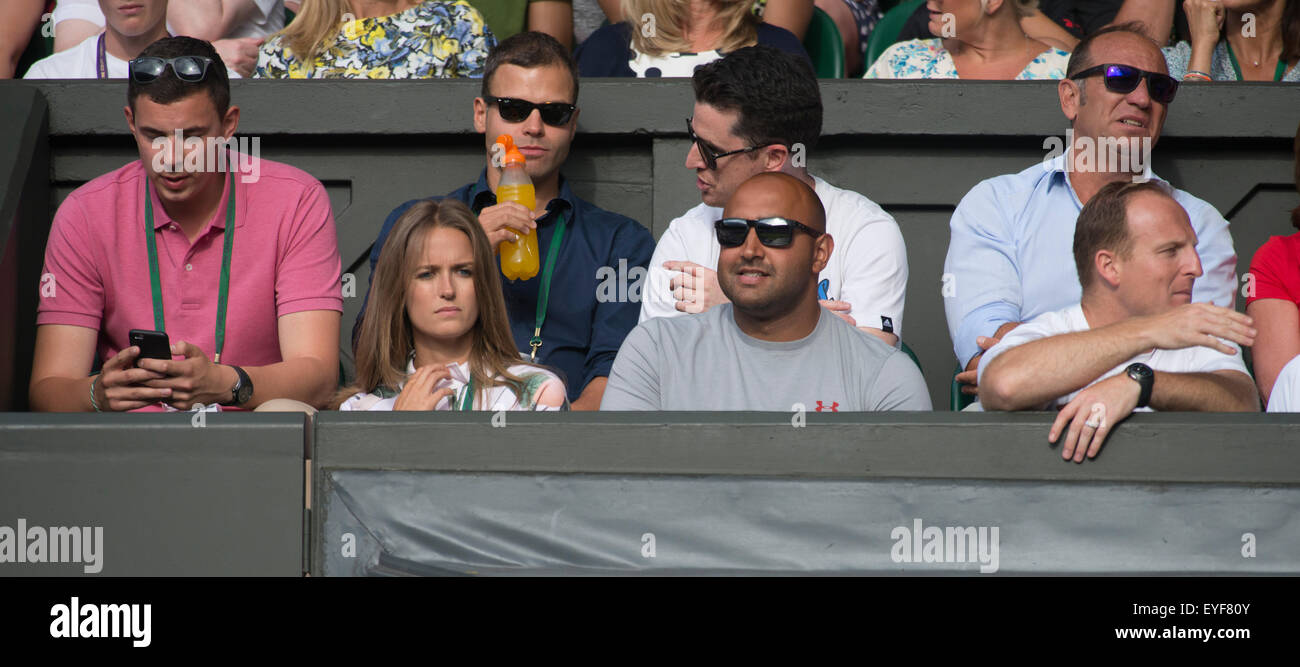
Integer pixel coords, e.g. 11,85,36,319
495,135,540,281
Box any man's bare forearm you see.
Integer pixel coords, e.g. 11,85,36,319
30,376,95,412
570,376,607,411
1109,0,1176,44
982,318,1151,410
168,0,257,41
243,356,337,409
1149,371,1259,412
0,0,45,78
1020,11,1079,51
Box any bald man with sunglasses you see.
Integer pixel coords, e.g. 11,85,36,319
602,173,931,411
943,22,1238,403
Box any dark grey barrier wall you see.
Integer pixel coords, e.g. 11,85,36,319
0,413,306,576
0,87,50,411
6,80,1300,408
313,412,1300,576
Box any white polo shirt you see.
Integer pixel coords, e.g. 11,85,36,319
51,0,284,40
24,33,127,78
639,174,909,338
24,33,243,79
977,303,1250,411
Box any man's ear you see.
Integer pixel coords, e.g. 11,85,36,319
984,0,1005,15
1059,78,1081,122
1095,249,1121,288
763,144,789,172
124,105,136,134
221,104,241,140
473,96,487,134
813,233,834,274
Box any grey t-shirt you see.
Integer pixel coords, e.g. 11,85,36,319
601,304,933,411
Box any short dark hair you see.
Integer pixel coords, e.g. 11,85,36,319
692,45,822,153
1066,22,1163,79
1074,180,1176,289
481,31,579,102
127,37,230,117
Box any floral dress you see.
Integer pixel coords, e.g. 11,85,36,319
865,38,1070,80
255,0,496,79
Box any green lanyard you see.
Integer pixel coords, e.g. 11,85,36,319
529,213,566,361
1226,41,1287,81
144,174,237,362
471,182,568,362
457,376,475,411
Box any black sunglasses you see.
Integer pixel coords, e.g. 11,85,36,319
1070,64,1179,105
715,217,822,248
687,118,766,171
485,96,576,126
129,55,215,83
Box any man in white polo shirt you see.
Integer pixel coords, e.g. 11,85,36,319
639,44,908,346
41,0,275,77
978,180,1258,463
25,0,242,79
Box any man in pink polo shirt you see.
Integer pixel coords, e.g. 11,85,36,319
30,36,342,412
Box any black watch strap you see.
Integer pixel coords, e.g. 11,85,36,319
1126,363,1154,408
229,365,253,406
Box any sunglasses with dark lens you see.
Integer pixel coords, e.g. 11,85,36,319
129,55,215,83
715,217,822,248
485,96,576,126
687,118,765,171
1070,64,1179,105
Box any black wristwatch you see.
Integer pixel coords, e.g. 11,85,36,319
1125,363,1154,408
228,365,253,406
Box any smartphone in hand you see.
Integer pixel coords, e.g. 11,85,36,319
128,329,171,362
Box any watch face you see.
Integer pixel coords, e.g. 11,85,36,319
236,384,253,405
1128,363,1154,380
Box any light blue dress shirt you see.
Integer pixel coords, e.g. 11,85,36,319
943,154,1238,368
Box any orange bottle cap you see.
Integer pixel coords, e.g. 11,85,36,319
495,134,526,166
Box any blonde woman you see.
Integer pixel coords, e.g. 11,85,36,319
865,0,1070,79
338,199,567,411
256,0,496,78
576,0,809,77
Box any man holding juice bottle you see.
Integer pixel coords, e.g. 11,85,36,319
360,31,654,410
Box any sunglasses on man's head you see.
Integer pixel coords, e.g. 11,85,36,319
715,217,822,248
485,96,576,126
687,118,766,171
129,56,214,83
1070,64,1179,105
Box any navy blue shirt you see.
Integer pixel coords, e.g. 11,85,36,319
359,170,655,401
576,22,810,77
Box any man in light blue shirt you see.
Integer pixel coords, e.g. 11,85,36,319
944,23,1237,392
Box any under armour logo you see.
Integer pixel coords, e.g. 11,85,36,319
815,401,839,412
